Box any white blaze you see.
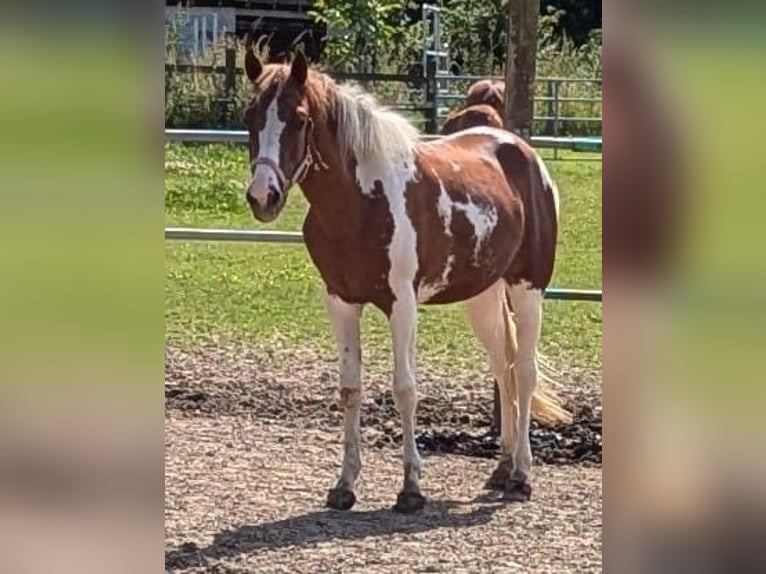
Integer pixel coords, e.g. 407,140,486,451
249,90,285,202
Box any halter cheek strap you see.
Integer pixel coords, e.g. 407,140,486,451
252,118,326,193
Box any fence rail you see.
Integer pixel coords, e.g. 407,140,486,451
165,227,602,302
164,128,602,151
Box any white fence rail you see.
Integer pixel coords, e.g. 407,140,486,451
164,129,603,151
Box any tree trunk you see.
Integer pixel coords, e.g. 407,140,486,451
503,0,540,138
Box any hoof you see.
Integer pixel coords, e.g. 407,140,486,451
503,479,532,502
484,460,513,491
326,487,356,510
392,490,426,514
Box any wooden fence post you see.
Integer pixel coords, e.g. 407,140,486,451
225,44,236,96
546,79,554,135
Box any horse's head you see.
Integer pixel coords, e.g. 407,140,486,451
465,79,505,118
243,48,314,223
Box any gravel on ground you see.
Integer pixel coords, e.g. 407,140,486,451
165,343,602,573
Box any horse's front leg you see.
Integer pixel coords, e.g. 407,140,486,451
323,290,363,510
388,288,425,513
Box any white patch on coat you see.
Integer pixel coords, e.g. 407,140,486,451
381,160,419,294
435,174,497,271
415,178,456,303
336,83,419,197
334,80,421,297
436,179,453,237
450,161,461,172
453,197,498,261
417,254,455,303
536,154,560,221
437,125,519,147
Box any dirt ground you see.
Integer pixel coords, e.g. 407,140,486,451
165,344,602,573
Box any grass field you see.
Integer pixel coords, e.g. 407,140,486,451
165,143,602,376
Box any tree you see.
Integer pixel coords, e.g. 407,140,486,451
504,0,541,137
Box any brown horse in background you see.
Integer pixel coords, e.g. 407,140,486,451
442,78,511,135
441,103,505,135
465,79,506,116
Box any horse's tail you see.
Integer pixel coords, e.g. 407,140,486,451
503,287,573,426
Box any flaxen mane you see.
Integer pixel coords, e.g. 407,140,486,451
258,63,420,169
332,83,420,165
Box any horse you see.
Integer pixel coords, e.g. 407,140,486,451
464,79,506,118
441,102,505,136
242,48,569,513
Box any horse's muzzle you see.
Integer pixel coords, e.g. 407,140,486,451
246,183,284,222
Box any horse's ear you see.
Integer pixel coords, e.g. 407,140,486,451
244,39,263,82
289,49,308,86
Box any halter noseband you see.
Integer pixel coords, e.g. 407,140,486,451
251,117,327,194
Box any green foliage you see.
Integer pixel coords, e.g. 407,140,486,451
309,0,423,72
440,0,507,75
537,7,602,78
165,37,268,129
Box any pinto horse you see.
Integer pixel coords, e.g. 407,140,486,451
242,49,568,513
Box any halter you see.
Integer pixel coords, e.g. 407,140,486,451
251,117,327,194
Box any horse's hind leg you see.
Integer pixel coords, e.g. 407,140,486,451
505,280,544,501
464,280,519,493
323,289,364,510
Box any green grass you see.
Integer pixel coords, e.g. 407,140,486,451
165,143,601,373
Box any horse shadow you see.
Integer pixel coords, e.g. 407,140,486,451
166,495,505,571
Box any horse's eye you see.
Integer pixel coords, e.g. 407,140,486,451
295,106,309,124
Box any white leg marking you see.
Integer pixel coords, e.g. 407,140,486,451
353,131,422,493
508,280,543,480
385,170,422,490
465,281,518,458
323,290,363,491
390,288,422,491
355,143,423,492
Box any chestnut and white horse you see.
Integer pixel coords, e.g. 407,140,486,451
242,49,568,513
